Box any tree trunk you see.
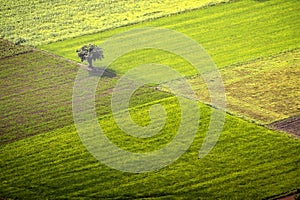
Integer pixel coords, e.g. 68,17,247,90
87,57,93,68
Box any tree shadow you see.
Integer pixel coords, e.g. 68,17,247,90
88,66,117,78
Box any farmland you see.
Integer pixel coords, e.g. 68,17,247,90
41,0,300,124
0,39,32,59
0,49,77,143
190,49,300,123
0,41,172,144
42,0,300,69
1,99,300,199
1,0,300,199
0,0,229,46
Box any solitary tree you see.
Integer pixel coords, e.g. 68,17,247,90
76,44,104,68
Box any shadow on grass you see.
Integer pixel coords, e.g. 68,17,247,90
88,66,117,78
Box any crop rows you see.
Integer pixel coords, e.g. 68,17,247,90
189,49,300,123
42,0,300,69
0,0,299,199
0,51,77,143
0,48,173,144
0,0,229,46
0,39,32,59
41,0,300,124
1,97,299,199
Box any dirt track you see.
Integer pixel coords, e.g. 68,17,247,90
269,115,300,137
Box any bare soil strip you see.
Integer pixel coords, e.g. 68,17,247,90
268,115,300,137
264,189,300,200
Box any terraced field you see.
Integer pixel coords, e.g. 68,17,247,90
1,0,300,199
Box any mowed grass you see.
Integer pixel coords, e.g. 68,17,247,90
189,49,300,124
0,0,229,46
0,98,299,199
41,0,300,70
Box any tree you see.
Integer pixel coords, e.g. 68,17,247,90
76,44,104,68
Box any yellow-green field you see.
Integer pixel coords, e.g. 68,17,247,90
0,0,229,46
190,49,300,123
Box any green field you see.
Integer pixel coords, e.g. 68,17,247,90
1,98,300,199
0,0,229,46
40,0,300,123
1,0,300,199
42,0,300,69
0,47,172,144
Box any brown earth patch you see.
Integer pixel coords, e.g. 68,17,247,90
264,189,300,200
268,115,300,137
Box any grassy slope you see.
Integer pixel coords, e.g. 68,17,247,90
0,0,229,46
0,99,299,199
189,49,300,123
41,0,300,69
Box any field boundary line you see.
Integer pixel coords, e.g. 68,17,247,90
224,96,285,124
0,49,34,61
217,47,300,71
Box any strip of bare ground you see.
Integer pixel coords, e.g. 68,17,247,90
268,115,300,138
264,189,300,200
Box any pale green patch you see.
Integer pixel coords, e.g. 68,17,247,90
189,49,300,123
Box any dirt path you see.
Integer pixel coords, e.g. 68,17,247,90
269,115,300,137
265,189,300,200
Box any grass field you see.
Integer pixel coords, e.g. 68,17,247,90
1,47,299,199
1,98,299,199
41,0,300,69
0,0,229,46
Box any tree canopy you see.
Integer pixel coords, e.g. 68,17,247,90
76,44,104,68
